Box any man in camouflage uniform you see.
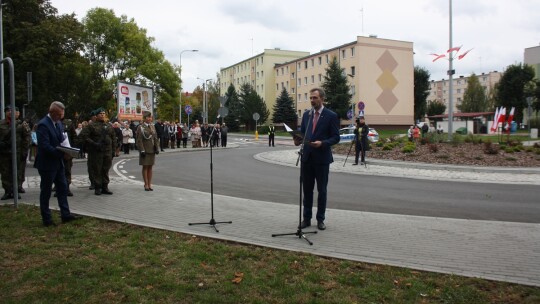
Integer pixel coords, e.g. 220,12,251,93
0,106,30,200
79,108,116,195
16,107,31,193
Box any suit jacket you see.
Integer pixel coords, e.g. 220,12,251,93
300,107,340,164
35,115,65,171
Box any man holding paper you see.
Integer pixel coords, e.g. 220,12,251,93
35,101,81,226
294,88,340,230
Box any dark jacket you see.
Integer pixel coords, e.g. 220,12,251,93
300,107,340,164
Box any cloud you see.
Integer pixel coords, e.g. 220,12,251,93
217,1,298,31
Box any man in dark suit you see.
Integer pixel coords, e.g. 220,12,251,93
35,101,82,226
294,88,340,230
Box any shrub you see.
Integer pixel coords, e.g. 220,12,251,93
484,140,499,155
382,143,394,151
420,137,430,145
504,146,514,153
401,142,416,153
451,134,464,146
525,147,534,153
376,141,384,147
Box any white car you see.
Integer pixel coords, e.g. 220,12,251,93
339,127,379,143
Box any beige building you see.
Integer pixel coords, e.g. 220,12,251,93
524,44,540,79
274,36,414,127
219,49,310,119
428,71,502,114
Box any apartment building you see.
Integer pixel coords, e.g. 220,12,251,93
219,49,309,116
274,36,414,127
428,71,502,114
524,44,540,79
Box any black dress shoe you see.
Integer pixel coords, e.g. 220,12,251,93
352,163,358,165
43,221,57,227
298,220,311,229
144,188,150,191
317,221,326,230
94,189,102,195
1,193,11,200
18,187,26,193
148,188,153,191
89,185,95,190
67,190,74,197
101,189,113,195
61,214,83,223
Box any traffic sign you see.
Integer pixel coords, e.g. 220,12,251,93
358,101,365,111
347,109,353,119
185,105,192,115
252,112,260,121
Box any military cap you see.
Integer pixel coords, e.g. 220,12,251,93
95,107,106,114
90,110,97,116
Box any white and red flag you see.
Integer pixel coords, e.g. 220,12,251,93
505,107,515,131
430,53,446,62
447,45,462,53
490,107,500,132
497,107,507,130
458,48,473,60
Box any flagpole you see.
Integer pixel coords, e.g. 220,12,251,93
447,0,454,141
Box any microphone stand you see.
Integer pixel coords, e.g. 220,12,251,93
272,108,317,245
189,116,232,232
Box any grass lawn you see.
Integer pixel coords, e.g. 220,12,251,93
2,205,539,303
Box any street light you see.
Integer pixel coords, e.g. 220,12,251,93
179,49,198,124
197,77,212,124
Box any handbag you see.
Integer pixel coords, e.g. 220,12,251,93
128,138,135,144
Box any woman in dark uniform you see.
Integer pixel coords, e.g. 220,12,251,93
136,111,160,191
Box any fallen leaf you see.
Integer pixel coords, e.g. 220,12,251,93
198,282,204,287
232,272,244,284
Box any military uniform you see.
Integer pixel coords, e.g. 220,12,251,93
0,106,30,200
79,108,116,195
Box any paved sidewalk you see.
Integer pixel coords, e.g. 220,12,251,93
13,145,540,287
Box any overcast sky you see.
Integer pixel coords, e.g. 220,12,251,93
50,0,539,92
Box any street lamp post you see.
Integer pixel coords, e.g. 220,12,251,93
179,49,198,124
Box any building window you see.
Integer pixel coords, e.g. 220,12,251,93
342,49,346,59
286,66,289,73
286,81,289,89
260,57,263,64
311,59,314,67
281,82,284,90
318,57,322,65
298,62,301,70
304,93,308,101
297,78,301,86
457,89,461,94
291,72,295,79
281,67,284,75
304,77,308,85
292,88,295,94
325,54,329,63
318,74,322,82
298,94,301,101
351,66,355,76
311,75,315,83
304,61,308,69
261,71,264,77
351,47,355,57
350,85,356,96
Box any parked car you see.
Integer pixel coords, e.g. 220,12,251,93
339,127,379,143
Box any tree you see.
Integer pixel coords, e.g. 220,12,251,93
495,63,535,122
321,56,352,120
272,88,297,127
414,66,430,122
458,74,487,112
3,0,100,119
224,84,241,131
82,8,180,116
238,83,269,131
426,100,446,117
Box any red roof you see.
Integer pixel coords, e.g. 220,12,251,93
428,112,495,119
